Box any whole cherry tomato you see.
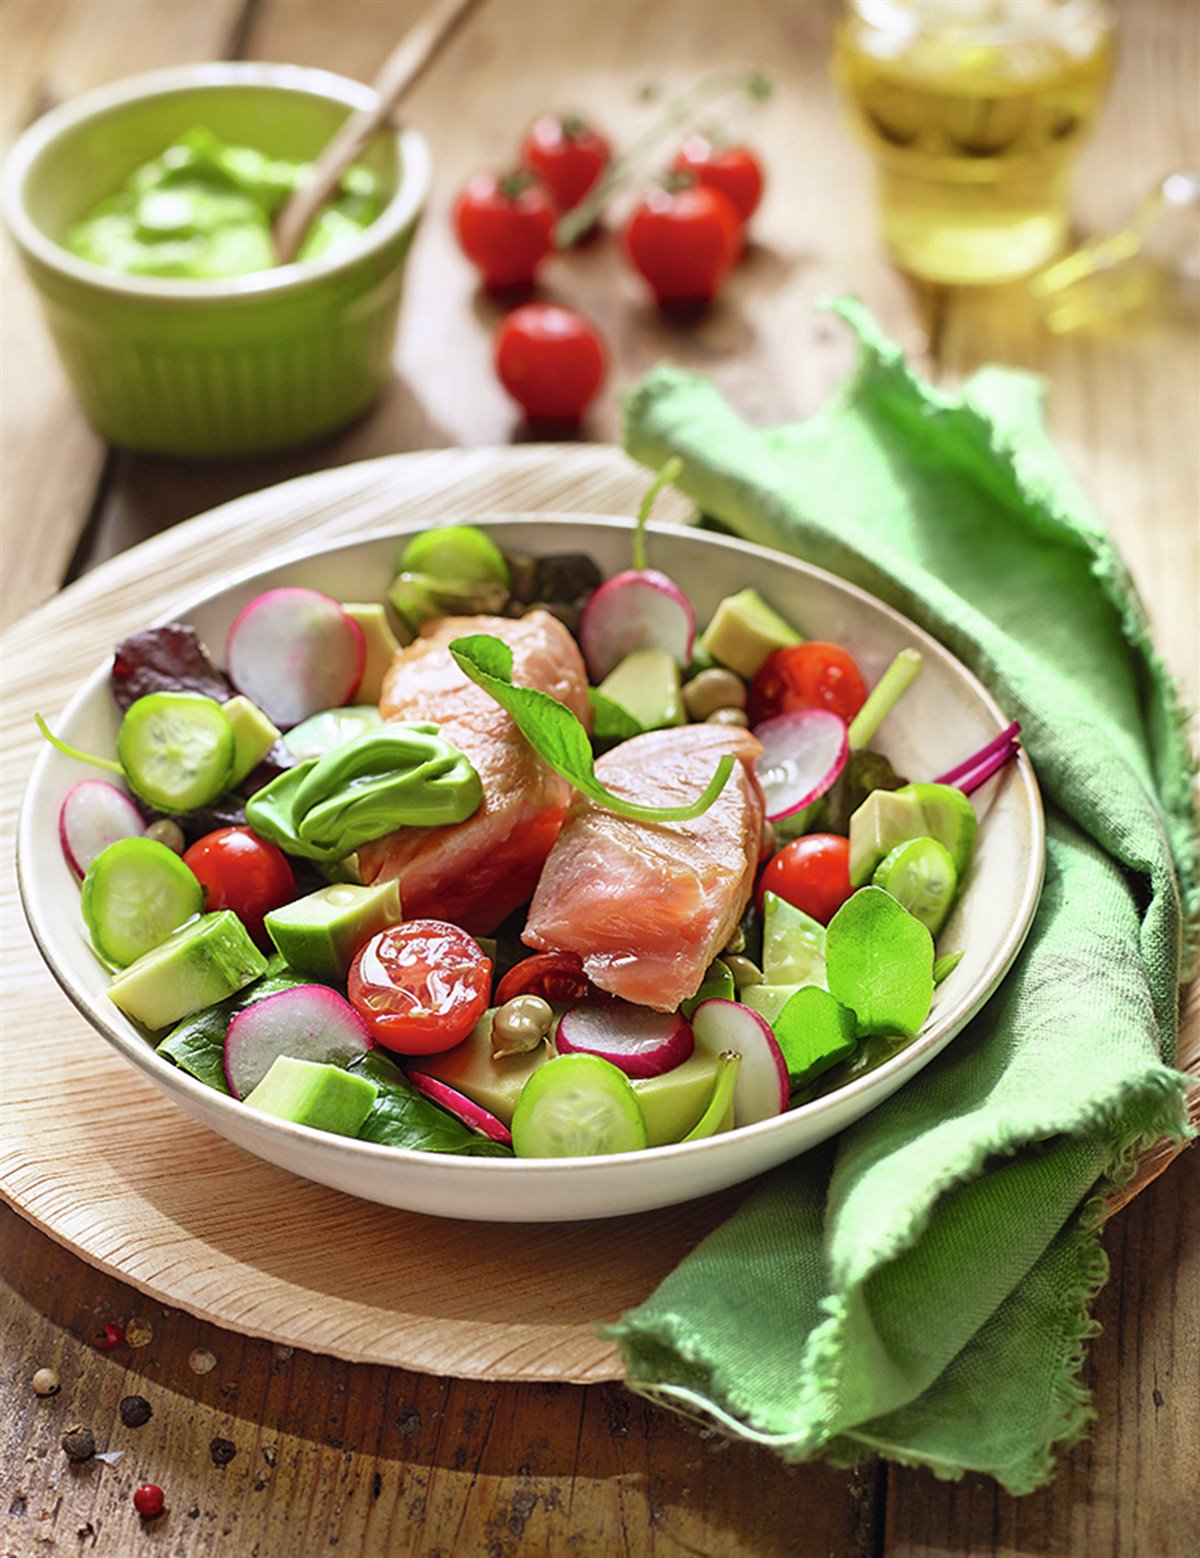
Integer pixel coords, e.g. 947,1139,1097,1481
748,643,869,726
758,835,853,925
182,827,294,946
495,952,601,1007
494,303,606,421
622,182,741,308
521,114,611,213
672,136,765,224
348,920,492,1055
453,171,556,291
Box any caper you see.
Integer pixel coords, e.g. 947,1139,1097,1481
722,955,764,990
492,995,554,1056
706,707,749,728
144,818,185,854
682,668,747,721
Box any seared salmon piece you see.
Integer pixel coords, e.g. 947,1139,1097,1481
523,725,765,1011
357,611,591,933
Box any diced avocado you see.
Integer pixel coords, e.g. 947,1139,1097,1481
742,982,808,1027
413,1010,548,1125
772,986,858,1089
283,705,384,762
631,1051,723,1146
243,1055,377,1136
700,587,801,679
681,959,735,1017
761,891,827,986
848,783,976,888
342,601,403,702
222,695,282,787
597,649,684,731
108,910,266,1031
264,880,402,981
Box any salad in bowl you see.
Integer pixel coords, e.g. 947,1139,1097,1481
19,488,1043,1221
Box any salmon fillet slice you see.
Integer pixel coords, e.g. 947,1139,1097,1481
357,611,591,934
523,725,765,1011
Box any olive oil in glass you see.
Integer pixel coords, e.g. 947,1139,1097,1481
835,0,1117,284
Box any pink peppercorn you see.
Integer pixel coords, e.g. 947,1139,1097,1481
133,1484,165,1519
94,1322,125,1351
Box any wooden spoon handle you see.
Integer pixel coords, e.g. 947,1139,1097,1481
273,0,483,264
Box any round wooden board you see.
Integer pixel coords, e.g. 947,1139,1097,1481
3,444,1195,1381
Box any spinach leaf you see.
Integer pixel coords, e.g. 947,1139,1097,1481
353,1051,511,1156
450,634,734,823
825,886,934,1038
155,966,312,1093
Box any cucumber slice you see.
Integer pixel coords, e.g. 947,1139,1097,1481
117,692,235,812
872,835,958,936
81,837,203,967
511,1054,648,1158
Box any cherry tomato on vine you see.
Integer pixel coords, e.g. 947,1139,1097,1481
521,114,611,213
453,171,556,291
622,181,741,308
672,136,765,224
348,920,492,1055
748,643,869,726
758,835,853,925
495,952,602,1007
181,827,294,946
494,303,606,421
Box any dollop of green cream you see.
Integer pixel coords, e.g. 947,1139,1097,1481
64,126,385,279
246,723,482,862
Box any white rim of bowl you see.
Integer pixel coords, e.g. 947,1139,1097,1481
1,61,432,302
16,513,1047,1180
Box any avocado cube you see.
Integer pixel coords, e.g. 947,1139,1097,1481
412,1010,547,1126
342,601,404,702
761,891,827,986
108,910,267,1031
597,648,684,731
700,588,801,679
631,1051,722,1146
265,880,403,981
243,1055,377,1136
223,695,282,786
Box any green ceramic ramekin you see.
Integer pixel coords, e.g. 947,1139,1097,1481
3,63,431,459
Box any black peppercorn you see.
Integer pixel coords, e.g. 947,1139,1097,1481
209,1436,236,1467
119,1395,153,1428
61,1425,96,1463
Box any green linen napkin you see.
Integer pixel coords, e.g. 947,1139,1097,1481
611,300,1197,1493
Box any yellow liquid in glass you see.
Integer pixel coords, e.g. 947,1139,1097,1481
835,1,1116,284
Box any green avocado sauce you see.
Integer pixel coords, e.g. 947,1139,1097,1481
64,126,385,279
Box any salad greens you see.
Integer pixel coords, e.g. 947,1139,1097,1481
825,886,935,1039
449,633,735,824
352,1051,512,1157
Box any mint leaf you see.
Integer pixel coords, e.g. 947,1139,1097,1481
450,634,735,823
352,1052,511,1157
825,886,934,1038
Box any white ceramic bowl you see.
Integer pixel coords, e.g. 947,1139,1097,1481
17,519,1044,1221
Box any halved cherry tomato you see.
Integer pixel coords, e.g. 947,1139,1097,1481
453,170,556,291
182,827,294,947
748,643,869,726
348,920,492,1055
672,136,765,224
757,834,853,925
622,181,741,308
521,114,610,213
495,952,599,1007
495,303,606,421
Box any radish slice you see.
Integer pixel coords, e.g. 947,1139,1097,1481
223,985,372,1100
753,709,848,821
556,1001,694,1079
225,588,366,730
578,569,695,681
407,1073,513,1145
689,999,788,1128
59,781,145,878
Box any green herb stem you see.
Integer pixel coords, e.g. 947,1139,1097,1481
35,714,125,778
847,649,923,750
633,456,684,571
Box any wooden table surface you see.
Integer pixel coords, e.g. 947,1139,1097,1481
2,1,1196,1554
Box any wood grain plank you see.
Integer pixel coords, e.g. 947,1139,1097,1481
0,0,248,632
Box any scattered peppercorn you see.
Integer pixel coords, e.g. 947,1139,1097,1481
133,1483,165,1520
124,1316,154,1349
188,1348,217,1375
118,1395,153,1429
94,1322,125,1351
32,1368,60,1397
209,1436,236,1468
61,1425,96,1463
